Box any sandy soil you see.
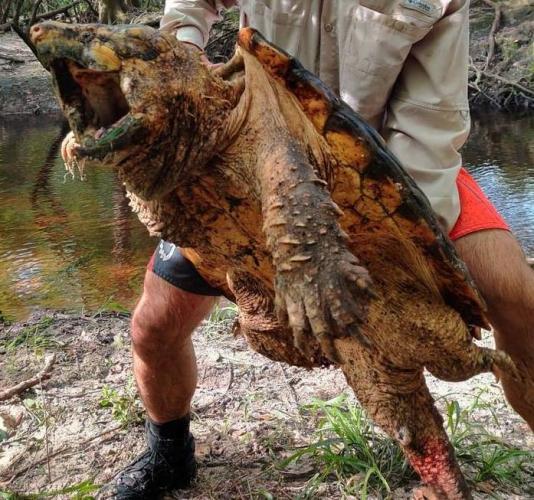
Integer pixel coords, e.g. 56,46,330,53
0,310,532,499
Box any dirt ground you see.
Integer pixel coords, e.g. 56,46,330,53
0,33,58,116
0,310,532,499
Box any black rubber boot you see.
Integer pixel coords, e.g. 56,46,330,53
101,415,196,499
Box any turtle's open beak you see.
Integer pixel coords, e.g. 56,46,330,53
31,22,142,160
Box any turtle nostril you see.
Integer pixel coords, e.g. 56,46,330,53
30,25,44,44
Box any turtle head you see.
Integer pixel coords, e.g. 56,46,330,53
31,21,235,199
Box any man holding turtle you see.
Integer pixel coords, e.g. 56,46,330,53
105,1,534,498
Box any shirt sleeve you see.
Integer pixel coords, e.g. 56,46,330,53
160,0,236,48
382,0,470,230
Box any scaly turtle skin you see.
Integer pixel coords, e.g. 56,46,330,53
32,22,517,499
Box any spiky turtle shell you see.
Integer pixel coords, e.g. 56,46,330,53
238,28,488,330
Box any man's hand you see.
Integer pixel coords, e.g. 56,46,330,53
182,41,223,70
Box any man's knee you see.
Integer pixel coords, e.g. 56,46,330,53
131,270,216,356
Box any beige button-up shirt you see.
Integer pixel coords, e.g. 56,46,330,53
161,0,471,229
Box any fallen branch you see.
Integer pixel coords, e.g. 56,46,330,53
468,82,502,109
81,0,98,18
479,0,501,71
28,1,82,23
469,64,534,98
0,354,56,401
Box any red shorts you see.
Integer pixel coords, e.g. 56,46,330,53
449,168,509,241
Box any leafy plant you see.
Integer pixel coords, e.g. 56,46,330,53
279,395,411,498
208,302,238,323
444,394,533,490
99,382,143,427
22,397,49,425
203,301,238,339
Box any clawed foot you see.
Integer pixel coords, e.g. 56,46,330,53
275,248,375,363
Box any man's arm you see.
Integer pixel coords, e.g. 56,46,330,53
161,0,237,49
383,0,470,231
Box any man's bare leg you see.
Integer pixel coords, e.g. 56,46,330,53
454,229,534,429
131,270,217,422
104,270,217,499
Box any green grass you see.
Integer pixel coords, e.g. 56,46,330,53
279,393,534,498
208,302,238,323
444,393,533,489
279,395,412,498
91,295,130,317
0,316,61,353
202,301,239,340
0,480,99,499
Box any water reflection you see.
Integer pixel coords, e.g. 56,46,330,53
30,120,71,262
463,112,534,255
0,116,154,321
0,113,532,321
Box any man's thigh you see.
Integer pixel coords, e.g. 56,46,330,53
148,241,222,297
453,229,533,309
133,241,221,340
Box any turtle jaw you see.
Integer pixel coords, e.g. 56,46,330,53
31,22,142,161
48,58,142,161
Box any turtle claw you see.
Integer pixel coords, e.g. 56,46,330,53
316,332,342,364
347,323,372,349
275,247,375,363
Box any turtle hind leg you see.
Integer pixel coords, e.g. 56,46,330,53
425,339,519,383
337,339,471,499
226,269,327,367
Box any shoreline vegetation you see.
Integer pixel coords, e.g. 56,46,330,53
0,0,533,116
0,309,533,498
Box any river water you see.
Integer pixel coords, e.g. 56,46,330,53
0,112,533,321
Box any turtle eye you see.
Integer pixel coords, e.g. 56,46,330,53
80,32,94,44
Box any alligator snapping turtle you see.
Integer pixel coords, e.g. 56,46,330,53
32,21,517,499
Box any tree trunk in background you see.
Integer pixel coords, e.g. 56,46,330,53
98,0,142,23
98,0,126,23
1,0,14,24
124,0,142,8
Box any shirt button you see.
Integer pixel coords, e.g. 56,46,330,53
324,23,334,33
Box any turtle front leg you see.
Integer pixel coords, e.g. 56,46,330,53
256,138,375,362
337,339,471,499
